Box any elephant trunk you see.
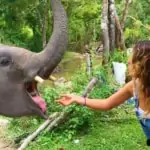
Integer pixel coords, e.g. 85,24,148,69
26,0,68,79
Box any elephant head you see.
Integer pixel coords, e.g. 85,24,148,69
0,0,68,119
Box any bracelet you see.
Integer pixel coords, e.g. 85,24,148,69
83,96,86,106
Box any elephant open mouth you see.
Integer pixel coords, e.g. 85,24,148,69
25,82,46,113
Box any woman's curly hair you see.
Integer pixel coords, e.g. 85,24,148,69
132,40,150,113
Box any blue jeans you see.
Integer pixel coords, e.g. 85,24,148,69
136,108,150,139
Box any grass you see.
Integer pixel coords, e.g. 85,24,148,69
24,105,149,150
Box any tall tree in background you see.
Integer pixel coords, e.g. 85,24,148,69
108,0,115,54
101,0,132,63
115,12,126,51
1,0,149,56
115,0,132,50
42,0,48,48
101,0,109,63
101,0,116,63
120,0,132,30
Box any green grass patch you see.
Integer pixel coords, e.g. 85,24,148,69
24,106,149,150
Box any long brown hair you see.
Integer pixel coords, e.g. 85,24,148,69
132,41,150,113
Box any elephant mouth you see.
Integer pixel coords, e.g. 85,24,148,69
25,82,46,113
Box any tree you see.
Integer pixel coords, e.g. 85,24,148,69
42,0,48,48
101,0,109,63
108,0,115,54
101,0,132,63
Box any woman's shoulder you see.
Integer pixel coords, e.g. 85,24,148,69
123,80,134,97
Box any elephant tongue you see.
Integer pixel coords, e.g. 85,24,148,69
32,96,46,113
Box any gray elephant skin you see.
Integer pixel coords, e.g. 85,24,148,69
0,0,68,119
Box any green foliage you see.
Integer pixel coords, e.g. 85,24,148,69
110,50,128,63
71,71,89,94
42,87,64,112
41,71,94,140
0,0,150,52
0,0,100,52
117,0,150,47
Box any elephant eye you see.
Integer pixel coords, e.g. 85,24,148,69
0,56,12,66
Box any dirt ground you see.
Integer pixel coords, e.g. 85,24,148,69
0,125,16,150
0,140,15,150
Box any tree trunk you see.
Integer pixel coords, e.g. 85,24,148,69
101,0,109,64
120,0,132,30
85,45,92,77
108,0,115,54
114,0,132,50
42,0,48,49
115,14,126,50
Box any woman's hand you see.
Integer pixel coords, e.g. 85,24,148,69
56,94,82,106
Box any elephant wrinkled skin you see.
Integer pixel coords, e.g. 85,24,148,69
0,0,68,119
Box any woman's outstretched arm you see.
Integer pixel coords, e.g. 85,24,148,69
56,81,133,110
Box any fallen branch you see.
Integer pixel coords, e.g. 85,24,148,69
85,52,92,76
18,112,59,150
82,77,99,97
46,111,67,131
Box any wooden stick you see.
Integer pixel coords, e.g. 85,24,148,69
18,112,59,150
82,77,99,97
85,53,92,76
46,112,67,131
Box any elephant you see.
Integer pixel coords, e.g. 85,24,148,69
0,0,68,119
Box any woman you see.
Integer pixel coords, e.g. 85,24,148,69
56,40,150,146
